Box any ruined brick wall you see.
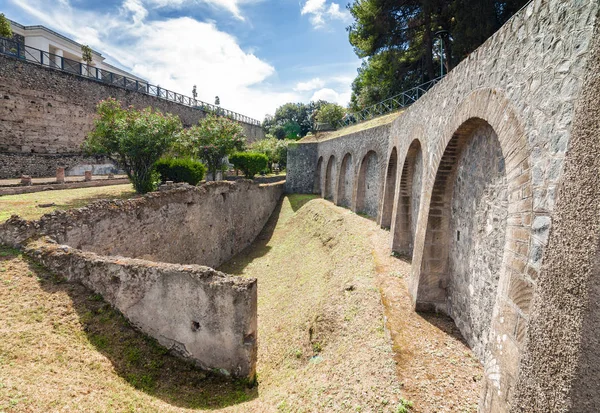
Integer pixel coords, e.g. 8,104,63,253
0,55,264,178
286,1,600,411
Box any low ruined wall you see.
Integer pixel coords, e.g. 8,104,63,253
1,180,284,269
26,238,257,379
0,54,264,178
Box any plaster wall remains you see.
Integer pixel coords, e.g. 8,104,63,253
0,54,264,178
286,0,600,411
0,181,284,379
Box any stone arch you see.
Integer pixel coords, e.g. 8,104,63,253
336,153,353,208
314,156,323,195
324,155,336,200
412,88,532,411
392,140,423,258
355,150,379,217
380,147,398,229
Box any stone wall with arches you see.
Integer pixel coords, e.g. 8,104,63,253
286,1,600,411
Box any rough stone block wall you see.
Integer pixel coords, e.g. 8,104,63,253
0,55,264,178
1,180,284,270
27,239,257,379
0,152,118,178
285,142,318,194
286,1,600,411
447,124,508,361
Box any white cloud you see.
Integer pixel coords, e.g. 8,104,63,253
143,0,261,21
9,0,299,120
310,87,351,107
301,0,351,29
294,77,325,92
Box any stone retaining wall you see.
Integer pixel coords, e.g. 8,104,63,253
0,152,118,178
286,1,600,411
0,54,264,178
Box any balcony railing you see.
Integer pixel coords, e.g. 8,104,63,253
0,36,261,126
337,76,445,129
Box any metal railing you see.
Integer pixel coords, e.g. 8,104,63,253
337,76,445,129
0,36,261,126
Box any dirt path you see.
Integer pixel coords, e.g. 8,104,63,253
367,227,483,413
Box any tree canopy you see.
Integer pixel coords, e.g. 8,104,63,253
347,0,529,111
263,100,330,139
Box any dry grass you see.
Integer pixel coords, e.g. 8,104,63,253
0,185,136,223
0,192,482,412
220,196,403,412
0,246,256,413
300,111,403,143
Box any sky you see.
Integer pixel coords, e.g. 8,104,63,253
2,0,362,121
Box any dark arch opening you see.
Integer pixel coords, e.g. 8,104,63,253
314,156,323,195
417,118,507,360
355,151,379,217
392,140,423,258
380,148,398,229
337,153,353,208
324,155,336,201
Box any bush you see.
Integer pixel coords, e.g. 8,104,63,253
175,114,246,181
229,152,269,179
154,157,206,185
251,136,290,171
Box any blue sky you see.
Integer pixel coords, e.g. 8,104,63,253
2,0,361,120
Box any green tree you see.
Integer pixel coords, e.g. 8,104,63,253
263,100,329,138
180,114,246,180
81,45,93,65
347,0,529,110
315,103,346,127
0,14,12,38
83,98,182,193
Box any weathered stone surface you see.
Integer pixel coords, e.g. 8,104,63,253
0,151,118,178
1,180,284,270
26,238,257,379
286,1,600,411
0,54,264,179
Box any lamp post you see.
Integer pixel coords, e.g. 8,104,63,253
434,30,450,77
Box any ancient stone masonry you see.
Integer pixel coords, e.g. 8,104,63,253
286,0,600,411
0,180,285,379
0,54,264,178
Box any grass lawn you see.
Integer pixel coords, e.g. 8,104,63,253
0,184,137,223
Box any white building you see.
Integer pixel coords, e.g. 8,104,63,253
8,19,147,84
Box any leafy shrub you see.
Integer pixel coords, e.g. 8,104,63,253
251,136,290,171
154,157,206,185
175,114,246,180
229,152,269,179
83,98,182,194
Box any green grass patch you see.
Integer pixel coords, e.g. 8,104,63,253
0,184,136,222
